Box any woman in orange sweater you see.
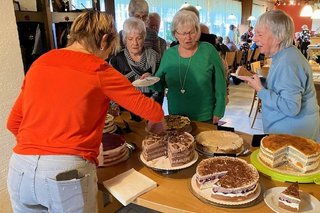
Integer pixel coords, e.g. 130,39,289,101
6,11,165,213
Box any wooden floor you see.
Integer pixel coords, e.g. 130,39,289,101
162,82,264,135
220,82,264,135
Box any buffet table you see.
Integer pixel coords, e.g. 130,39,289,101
97,113,320,213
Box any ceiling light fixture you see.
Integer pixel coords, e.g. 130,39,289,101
300,3,313,17
180,1,190,9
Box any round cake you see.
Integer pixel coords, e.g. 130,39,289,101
103,114,117,133
164,115,191,132
259,134,320,173
196,157,259,202
142,131,195,167
98,133,129,167
196,130,243,154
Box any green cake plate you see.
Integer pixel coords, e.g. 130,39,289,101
250,150,320,184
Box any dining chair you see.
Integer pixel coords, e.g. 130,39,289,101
252,48,260,62
246,49,254,69
250,61,261,73
249,61,263,128
235,50,243,68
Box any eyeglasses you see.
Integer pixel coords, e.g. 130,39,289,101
175,30,197,37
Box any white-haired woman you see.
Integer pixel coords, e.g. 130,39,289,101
118,0,160,53
110,17,162,121
153,10,226,124
239,10,319,140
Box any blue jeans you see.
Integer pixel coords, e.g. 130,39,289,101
7,153,97,213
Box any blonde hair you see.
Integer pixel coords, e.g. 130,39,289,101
255,10,293,49
67,11,119,55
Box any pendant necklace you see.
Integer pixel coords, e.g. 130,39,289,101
179,56,192,94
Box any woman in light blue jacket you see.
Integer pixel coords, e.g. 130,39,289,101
239,10,319,140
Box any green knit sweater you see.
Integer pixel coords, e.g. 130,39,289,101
154,42,226,121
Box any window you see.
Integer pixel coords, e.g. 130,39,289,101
114,0,242,42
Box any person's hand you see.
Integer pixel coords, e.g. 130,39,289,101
213,116,220,125
237,74,263,92
140,73,151,79
146,119,167,134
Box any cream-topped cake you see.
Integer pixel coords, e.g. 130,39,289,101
259,134,320,173
278,182,301,212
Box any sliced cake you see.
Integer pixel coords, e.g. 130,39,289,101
196,157,259,202
142,131,195,166
278,182,301,212
259,134,320,173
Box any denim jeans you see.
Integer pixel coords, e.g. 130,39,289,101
7,153,97,213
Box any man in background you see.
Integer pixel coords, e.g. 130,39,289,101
148,12,167,57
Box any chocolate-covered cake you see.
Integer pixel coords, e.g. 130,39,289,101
98,133,129,167
196,157,259,201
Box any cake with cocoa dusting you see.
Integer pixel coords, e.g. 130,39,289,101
196,157,259,202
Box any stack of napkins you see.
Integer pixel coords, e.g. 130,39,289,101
103,168,157,206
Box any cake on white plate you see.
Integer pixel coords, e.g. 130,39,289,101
259,134,320,173
278,182,301,212
195,157,259,202
142,131,195,167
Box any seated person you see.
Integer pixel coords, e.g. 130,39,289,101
224,36,237,52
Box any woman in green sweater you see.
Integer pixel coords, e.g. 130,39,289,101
154,10,226,123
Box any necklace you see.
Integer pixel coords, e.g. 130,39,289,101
178,56,192,94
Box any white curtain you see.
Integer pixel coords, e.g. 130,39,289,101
113,0,242,42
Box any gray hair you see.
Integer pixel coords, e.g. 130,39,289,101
255,10,293,49
179,5,199,19
128,0,149,17
122,17,146,45
170,10,200,39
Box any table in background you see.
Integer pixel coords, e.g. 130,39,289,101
97,113,320,213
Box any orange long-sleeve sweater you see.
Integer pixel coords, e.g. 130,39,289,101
7,49,164,165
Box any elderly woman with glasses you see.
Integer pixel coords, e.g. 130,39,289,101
153,10,226,124
118,0,160,54
110,17,162,121
239,10,319,140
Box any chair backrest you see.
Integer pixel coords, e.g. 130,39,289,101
252,48,260,61
264,58,272,66
246,49,254,64
258,66,269,77
235,50,243,66
250,61,261,73
225,51,236,68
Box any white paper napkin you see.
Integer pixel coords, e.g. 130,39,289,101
103,168,157,206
